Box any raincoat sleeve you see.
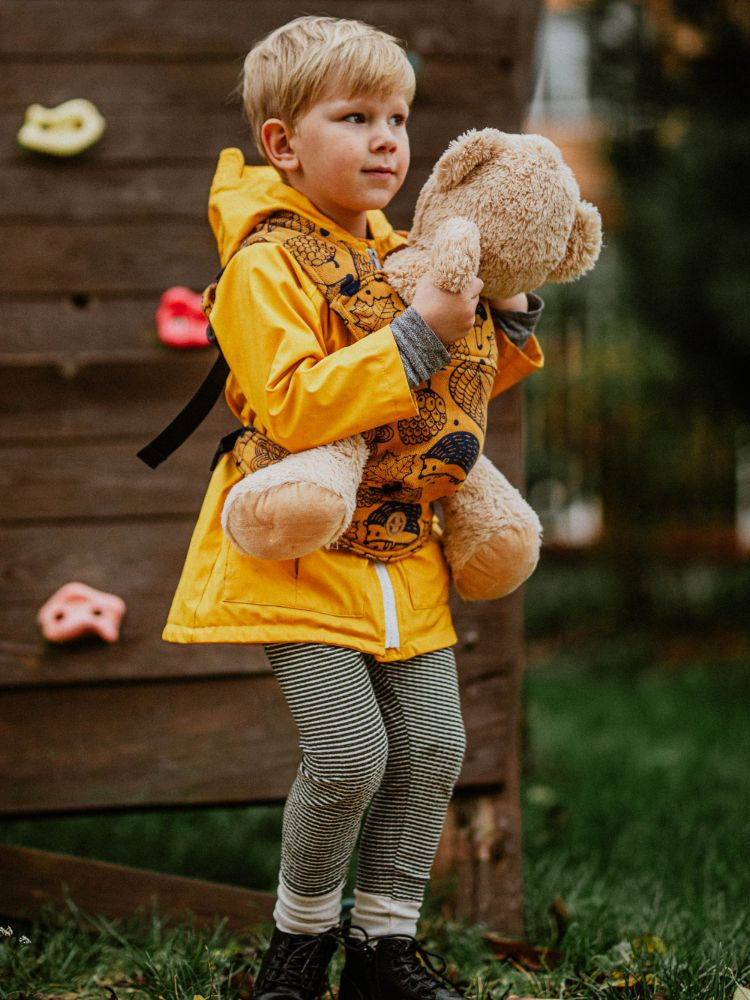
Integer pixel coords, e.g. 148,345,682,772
490,329,545,398
490,293,545,398
209,241,419,451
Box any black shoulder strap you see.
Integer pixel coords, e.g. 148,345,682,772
136,337,230,469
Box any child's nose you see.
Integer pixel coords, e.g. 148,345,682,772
371,127,397,152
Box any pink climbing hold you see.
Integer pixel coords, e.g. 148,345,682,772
156,286,210,347
37,582,126,644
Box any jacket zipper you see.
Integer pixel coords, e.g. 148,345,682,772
374,562,400,649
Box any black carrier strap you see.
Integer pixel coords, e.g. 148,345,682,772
137,259,237,469
136,341,230,469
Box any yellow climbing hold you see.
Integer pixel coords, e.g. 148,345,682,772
17,98,106,156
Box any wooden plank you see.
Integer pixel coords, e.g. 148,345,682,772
0,1,530,58
0,221,214,294
0,597,269,686
0,103,523,166
0,394,520,521
0,842,275,929
0,164,212,220
0,352,519,442
0,157,435,222
0,297,174,354
0,353,236,439
0,518,204,623
0,58,526,113
0,106,247,164
0,675,300,811
1,434,228,522
0,669,510,814
1,62,241,111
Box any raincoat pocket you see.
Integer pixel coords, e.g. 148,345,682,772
222,540,297,606
404,542,451,611
295,549,368,618
221,538,368,619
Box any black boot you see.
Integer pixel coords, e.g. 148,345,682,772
253,924,340,999
339,925,465,1000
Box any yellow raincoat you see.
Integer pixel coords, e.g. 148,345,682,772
163,148,543,661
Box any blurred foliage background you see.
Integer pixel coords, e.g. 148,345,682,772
522,0,749,667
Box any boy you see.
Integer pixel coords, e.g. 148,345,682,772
164,15,543,999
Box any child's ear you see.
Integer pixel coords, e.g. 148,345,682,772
261,119,299,173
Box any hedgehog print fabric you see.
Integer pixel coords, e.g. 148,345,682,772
335,303,496,560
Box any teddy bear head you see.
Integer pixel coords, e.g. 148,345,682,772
404,128,602,300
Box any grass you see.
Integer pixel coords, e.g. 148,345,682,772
2,647,749,998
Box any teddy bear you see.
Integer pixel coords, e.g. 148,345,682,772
221,129,602,600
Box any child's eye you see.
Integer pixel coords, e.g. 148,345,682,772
343,112,365,123
389,114,407,126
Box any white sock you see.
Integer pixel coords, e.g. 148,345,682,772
273,876,345,935
349,888,421,941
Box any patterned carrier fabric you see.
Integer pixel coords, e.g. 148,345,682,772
207,211,499,563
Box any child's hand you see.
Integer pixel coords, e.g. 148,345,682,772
487,292,529,312
411,274,484,345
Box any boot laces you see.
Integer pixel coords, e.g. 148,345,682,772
389,935,465,998
346,924,465,998
262,926,342,993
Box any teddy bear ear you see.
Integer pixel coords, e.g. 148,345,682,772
525,133,564,168
548,201,603,282
433,128,510,191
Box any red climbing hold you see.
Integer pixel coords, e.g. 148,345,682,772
156,286,210,347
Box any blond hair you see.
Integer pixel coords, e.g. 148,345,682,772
241,15,416,159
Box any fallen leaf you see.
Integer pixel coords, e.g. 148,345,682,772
95,973,128,987
733,988,750,1000
606,970,658,989
483,932,561,970
631,933,667,956
228,968,255,999
591,934,666,975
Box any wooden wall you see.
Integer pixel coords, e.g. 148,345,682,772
0,0,542,933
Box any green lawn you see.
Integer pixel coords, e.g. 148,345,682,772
1,647,749,998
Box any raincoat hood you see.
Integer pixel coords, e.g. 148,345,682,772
207,147,397,266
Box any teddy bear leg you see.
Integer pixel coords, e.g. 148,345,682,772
441,454,542,601
222,435,369,561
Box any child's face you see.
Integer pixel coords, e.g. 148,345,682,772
282,88,410,237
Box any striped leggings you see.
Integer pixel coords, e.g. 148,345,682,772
264,642,466,937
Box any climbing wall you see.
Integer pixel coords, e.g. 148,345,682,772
0,0,542,933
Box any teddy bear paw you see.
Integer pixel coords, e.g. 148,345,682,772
221,435,369,560
451,519,541,601
223,479,350,560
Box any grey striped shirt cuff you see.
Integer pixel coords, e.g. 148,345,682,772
490,292,544,349
391,306,451,388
